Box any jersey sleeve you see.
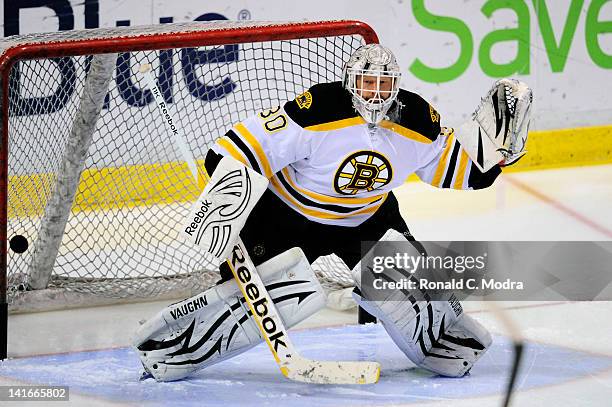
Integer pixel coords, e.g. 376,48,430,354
211,105,311,179
211,82,355,178
415,127,501,190
392,91,500,190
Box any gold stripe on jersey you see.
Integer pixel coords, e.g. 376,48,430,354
216,138,248,166
432,133,456,187
235,122,274,178
379,121,434,144
305,117,366,132
277,172,381,211
280,168,384,205
269,175,386,220
453,149,470,189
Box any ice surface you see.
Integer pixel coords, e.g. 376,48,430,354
1,324,611,406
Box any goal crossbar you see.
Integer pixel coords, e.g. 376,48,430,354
0,21,377,62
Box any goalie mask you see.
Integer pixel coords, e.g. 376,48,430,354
343,44,401,124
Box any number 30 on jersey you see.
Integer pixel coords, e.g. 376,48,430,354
258,107,288,133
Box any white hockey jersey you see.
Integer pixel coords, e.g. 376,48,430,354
212,82,500,226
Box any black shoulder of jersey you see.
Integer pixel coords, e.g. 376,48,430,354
389,89,442,142
284,81,358,128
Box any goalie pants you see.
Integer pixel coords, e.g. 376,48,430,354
205,150,416,282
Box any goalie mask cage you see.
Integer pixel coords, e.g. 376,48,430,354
0,20,378,356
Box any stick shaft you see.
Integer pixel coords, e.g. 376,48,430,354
141,66,200,184
225,239,379,384
226,240,296,369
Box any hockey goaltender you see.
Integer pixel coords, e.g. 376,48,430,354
132,44,533,383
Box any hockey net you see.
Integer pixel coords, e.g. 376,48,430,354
1,20,377,312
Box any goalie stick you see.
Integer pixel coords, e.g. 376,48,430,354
140,64,380,384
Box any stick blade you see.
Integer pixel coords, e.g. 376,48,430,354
283,359,380,385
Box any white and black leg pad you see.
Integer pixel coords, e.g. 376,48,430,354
352,229,492,377
133,247,325,381
181,156,269,261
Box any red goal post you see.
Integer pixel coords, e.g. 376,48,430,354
0,20,378,359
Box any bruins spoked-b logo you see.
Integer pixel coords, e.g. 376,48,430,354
295,91,313,109
334,151,392,195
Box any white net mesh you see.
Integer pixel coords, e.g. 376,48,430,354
4,21,365,310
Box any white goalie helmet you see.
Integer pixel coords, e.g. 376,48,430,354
343,44,401,124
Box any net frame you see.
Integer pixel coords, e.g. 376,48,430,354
0,20,378,359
